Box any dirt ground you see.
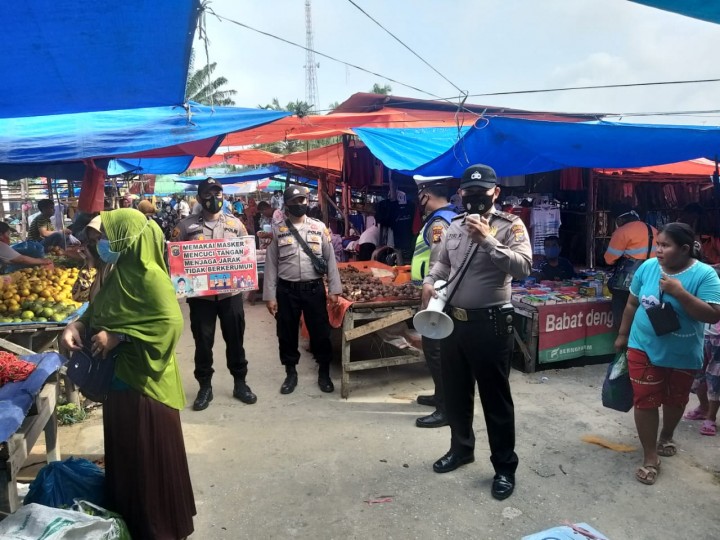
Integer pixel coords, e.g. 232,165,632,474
51,301,720,539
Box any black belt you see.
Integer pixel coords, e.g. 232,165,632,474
279,278,323,291
447,305,505,322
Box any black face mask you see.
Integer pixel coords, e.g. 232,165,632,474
461,193,494,215
287,204,308,217
203,196,223,214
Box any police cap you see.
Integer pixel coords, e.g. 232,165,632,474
413,175,453,193
284,185,309,204
197,177,222,195
460,164,498,190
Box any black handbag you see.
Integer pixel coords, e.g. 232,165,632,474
607,223,654,292
65,331,117,403
645,291,681,336
285,219,328,275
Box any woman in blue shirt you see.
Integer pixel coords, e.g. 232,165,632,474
615,222,720,485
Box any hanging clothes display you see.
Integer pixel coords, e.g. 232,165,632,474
531,204,561,256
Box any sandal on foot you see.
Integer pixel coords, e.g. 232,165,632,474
656,440,677,457
635,461,661,485
700,420,717,436
683,407,707,421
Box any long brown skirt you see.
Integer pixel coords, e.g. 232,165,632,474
104,388,196,539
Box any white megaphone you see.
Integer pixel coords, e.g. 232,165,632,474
413,280,454,339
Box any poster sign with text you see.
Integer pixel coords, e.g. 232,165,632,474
167,237,258,298
538,302,615,363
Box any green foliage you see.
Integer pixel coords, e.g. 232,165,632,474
57,403,88,426
371,83,392,95
185,51,238,106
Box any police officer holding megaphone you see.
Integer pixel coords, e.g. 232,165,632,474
420,164,532,501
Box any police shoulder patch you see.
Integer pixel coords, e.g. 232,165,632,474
171,227,181,240
431,224,444,243
510,223,526,242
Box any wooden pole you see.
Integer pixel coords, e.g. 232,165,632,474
586,168,596,268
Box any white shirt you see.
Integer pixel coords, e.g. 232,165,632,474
0,242,20,264
359,224,381,246
177,200,191,218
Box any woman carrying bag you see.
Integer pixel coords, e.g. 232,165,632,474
615,222,720,485
61,209,195,539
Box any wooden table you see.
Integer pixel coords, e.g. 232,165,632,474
340,298,422,398
0,341,61,515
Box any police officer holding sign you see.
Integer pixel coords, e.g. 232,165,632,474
422,164,532,501
172,178,257,411
263,186,342,394
411,175,459,428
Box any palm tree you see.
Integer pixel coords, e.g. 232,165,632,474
185,53,237,106
371,83,392,95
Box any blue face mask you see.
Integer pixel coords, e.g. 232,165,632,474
545,246,561,259
96,239,120,264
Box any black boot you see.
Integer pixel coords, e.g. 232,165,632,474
318,365,334,393
281,367,298,395
233,380,257,404
193,386,213,411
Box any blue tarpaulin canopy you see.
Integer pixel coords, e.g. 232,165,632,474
630,1,720,24
353,118,720,177
107,157,195,176
182,166,286,185
0,1,200,118
0,103,289,166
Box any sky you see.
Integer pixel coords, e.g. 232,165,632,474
195,0,720,124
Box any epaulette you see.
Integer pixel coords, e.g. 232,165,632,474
493,211,518,223
451,213,467,222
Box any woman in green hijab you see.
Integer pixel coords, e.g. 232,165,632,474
61,209,195,539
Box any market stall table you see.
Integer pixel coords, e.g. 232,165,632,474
0,350,63,514
512,297,615,373
327,262,422,398
335,298,422,398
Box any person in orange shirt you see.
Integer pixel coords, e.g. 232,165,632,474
605,204,658,330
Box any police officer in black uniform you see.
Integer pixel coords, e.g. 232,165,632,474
422,164,532,500
172,178,257,411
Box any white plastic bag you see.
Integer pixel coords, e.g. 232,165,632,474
0,502,129,539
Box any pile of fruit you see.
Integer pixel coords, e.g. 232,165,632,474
46,246,84,268
339,266,420,303
0,266,91,323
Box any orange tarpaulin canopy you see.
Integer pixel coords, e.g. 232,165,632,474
190,149,283,169
601,158,716,176
223,109,479,147
279,143,344,174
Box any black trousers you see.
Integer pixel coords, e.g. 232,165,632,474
441,317,518,476
276,279,332,368
422,336,445,415
188,294,247,386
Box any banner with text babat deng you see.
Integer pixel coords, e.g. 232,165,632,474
538,302,615,363
167,237,258,299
